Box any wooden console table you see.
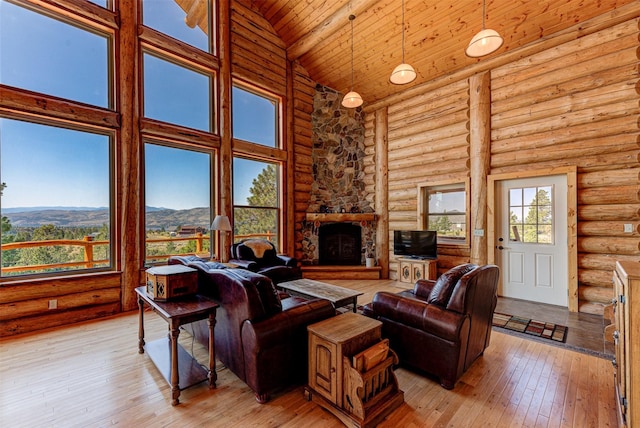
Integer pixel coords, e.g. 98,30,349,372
135,286,218,405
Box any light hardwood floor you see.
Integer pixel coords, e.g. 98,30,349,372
0,279,617,427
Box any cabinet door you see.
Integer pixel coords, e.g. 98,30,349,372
309,334,338,404
400,261,412,283
412,263,424,282
613,271,627,416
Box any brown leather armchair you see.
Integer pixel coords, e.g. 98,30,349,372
168,256,335,403
362,263,499,389
229,239,301,284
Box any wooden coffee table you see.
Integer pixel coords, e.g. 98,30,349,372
135,286,219,406
278,278,363,312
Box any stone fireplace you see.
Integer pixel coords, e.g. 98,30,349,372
300,84,376,268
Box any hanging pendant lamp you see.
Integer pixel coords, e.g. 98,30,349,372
465,0,503,58
390,0,416,85
342,14,363,108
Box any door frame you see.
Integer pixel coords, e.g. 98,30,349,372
487,166,578,312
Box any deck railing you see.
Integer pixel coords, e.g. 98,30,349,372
1,232,275,274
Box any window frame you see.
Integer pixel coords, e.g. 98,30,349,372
418,179,470,247
0,116,116,279
231,155,282,250
142,138,216,266
231,84,281,149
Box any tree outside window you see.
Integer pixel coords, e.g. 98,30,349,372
509,186,553,244
233,158,280,249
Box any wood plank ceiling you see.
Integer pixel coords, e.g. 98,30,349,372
251,0,637,105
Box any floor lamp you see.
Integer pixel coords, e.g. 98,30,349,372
210,215,231,260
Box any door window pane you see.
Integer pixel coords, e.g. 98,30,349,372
0,0,110,108
142,0,211,52
1,119,111,276
145,143,212,264
232,87,278,147
233,158,279,247
143,52,212,132
509,186,554,244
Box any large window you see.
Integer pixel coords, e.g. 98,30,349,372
233,158,280,248
144,143,212,264
142,0,212,53
0,119,112,277
143,52,213,132
232,86,278,147
0,0,110,108
420,181,468,244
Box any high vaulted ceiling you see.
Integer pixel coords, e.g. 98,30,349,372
251,0,637,105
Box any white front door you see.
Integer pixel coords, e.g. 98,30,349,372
496,175,568,307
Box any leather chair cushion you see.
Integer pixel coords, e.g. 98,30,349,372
427,263,476,306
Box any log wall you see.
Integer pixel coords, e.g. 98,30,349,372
363,13,639,314
490,17,640,314
364,79,472,279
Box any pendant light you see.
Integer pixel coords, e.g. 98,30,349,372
390,0,416,85
342,14,363,108
465,0,503,58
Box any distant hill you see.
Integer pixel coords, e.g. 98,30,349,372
2,207,211,231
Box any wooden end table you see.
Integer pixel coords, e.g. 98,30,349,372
135,286,219,406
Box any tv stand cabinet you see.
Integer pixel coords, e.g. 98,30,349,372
398,258,437,283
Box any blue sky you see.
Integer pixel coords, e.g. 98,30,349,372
0,0,277,211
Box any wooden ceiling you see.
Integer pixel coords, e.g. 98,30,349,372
251,0,637,105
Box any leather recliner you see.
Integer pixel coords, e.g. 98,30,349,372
362,263,499,389
229,238,301,284
168,256,335,403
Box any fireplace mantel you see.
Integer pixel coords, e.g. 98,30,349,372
306,213,376,222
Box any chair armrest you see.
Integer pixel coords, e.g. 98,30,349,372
371,292,466,342
241,298,335,349
277,255,297,268
413,279,437,298
228,259,259,272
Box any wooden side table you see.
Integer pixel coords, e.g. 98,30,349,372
135,286,219,406
306,312,404,427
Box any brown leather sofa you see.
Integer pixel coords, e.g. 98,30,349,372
168,256,335,403
229,238,301,284
362,263,499,389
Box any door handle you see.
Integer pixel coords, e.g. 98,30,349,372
497,245,506,250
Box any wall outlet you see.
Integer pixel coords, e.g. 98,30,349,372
48,299,57,310
624,224,633,233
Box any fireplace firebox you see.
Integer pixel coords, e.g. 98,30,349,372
318,223,362,265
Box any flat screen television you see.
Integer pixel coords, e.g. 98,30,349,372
393,230,437,260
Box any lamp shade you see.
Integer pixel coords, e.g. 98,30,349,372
342,91,363,108
465,28,503,57
390,63,416,84
210,215,231,231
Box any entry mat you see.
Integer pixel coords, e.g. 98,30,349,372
492,312,568,343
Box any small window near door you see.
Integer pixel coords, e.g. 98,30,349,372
508,186,553,244
419,181,469,245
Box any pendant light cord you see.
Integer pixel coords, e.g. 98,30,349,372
349,14,355,91
401,0,405,63
482,0,486,30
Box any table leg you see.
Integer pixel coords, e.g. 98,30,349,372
137,296,145,353
352,297,358,313
169,325,180,406
207,311,217,388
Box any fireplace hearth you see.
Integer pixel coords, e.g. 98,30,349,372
318,223,361,265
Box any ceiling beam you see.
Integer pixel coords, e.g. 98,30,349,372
286,0,381,61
